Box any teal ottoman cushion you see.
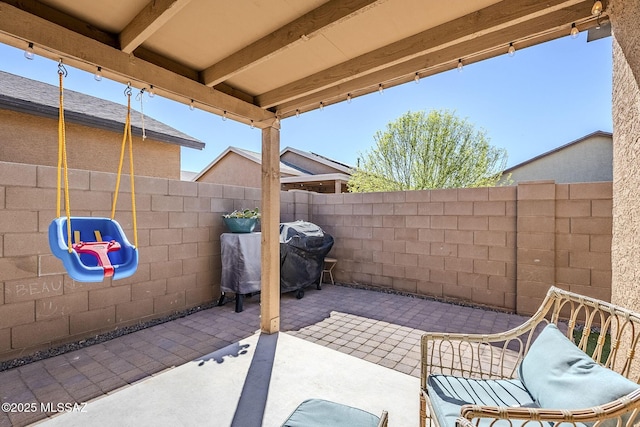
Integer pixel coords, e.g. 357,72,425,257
281,399,381,427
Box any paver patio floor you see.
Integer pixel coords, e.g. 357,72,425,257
0,284,529,427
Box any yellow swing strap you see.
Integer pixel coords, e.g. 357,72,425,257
57,63,73,253
110,86,138,248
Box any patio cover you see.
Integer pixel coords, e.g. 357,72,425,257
0,0,608,333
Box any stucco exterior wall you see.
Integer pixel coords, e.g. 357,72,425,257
610,1,640,320
505,135,613,184
196,152,262,187
0,109,181,179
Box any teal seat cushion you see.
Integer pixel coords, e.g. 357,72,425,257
519,324,640,409
427,375,537,427
281,399,381,427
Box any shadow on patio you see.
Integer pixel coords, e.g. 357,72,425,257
0,284,529,427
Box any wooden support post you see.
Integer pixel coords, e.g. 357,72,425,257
261,123,281,334
335,180,342,194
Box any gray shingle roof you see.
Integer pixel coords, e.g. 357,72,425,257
0,70,204,150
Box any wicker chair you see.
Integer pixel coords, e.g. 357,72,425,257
420,286,640,427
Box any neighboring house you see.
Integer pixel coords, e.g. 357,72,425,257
0,71,204,180
194,146,353,193
499,131,613,185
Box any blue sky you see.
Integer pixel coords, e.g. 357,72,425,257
0,32,612,173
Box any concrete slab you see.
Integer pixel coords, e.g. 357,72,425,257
35,332,419,427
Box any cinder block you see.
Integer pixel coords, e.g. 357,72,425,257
405,215,430,228
4,276,64,303
169,243,198,260
199,212,219,228
0,301,34,329
445,256,474,273
393,278,417,293
473,259,507,276
150,228,182,246
382,263,404,278
362,192,383,203
418,202,444,215
404,265,427,280
12,316,69,349
186,287,214,306
591,269,612,288
352,204,372,215
89,286,131,310
184,197,212,213
183,227,213,243
394,203,417,215
488,217,516,232
110,263,150,287
590,235,612,253
417,280,443,298
472,288,504,308
197,182,223,198
383,239,405,253
372,227,394,241
0,186,4,208
168,180,197,197
556,267,591,286
458,188,488,202
3,232,51,256
149,259,183,280
489,186,516,201
517,182,556,200
68,189,113,211
456,215,488,231
395,228,418,241
352,227,373,239
431,189,458,202
591,199,613,218
516,264,555,284
169,212,198,228
557,200,590,218
430,269,458,286
489,246,516,263
167,274,198,294
556,234,589,251
5,187,56,210
211,198,234,214
418,229,444,242
405,190,430,203
488,275,516,293
0,328,10,353
36,292,88,321
115,298,154,323
132,279,167,300
151,195,184,212
473,201,506,216
569,182,612,200
444,201,473,216
430,242,457,257
37,166,90,190
517,217,555,233
0,162,37,186
394,253,418,267
325,194,344,205
569,252,611,271
113,193,151,212
222,185,244,199
334,204,353,215
431,216,457,230
63,276,110,294
444,230,473,245
0,210,38,233
90,171,117,192
0,256,38,282
555,218,570,234
70,306,115,335
474,230,506,247
514,248,553,266
154,292,186,314
343,215,362,227
135,175,168,195
372,203,393,215
571,217,612,234
458,244,488,260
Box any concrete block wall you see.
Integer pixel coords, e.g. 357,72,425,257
311,182,612,314
0,161,308,362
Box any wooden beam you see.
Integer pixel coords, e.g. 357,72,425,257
0,2,273,127
201,0,383,87
274,2,597,116
119,0,192,54
260,123,281,334
256,0,589,108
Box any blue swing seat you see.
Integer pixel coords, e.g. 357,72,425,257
49,217,138,282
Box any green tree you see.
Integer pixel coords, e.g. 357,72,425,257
348,110,508,192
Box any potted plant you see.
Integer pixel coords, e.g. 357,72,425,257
222,208,261,233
